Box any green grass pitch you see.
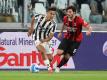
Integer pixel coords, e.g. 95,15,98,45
0,71,107,80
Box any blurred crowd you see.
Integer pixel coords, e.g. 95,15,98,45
0,0,107,24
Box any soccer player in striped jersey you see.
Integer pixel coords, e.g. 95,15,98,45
27,7,57,72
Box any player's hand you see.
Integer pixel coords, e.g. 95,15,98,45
58,32,62,38
27,32,32,37
86,31,91,36
86,26,92,36
27,27,34,37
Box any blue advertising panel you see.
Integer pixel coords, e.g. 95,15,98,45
54,32,107,70
71,32,107,70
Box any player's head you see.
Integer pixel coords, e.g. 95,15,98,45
46,7,56,21
66,5,76,18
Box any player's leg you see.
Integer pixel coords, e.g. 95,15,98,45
36,42,50,68
55,38,69,72
57,38,69,56
57,53,70,68
61,42,81,67
55,53,70,72
46,54,53,72
47,54,53,63
45,43,54,72
55,41,81,72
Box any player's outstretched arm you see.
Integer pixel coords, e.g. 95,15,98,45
58,24,65,38
85,24,92,36
82,20,92,36
27,16,35,37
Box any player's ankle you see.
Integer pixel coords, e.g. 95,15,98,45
48,67,53,73
44,59,50,66
55,67,60,73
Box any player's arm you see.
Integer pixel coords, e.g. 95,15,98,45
85,24,92,36
41,24,57,42
82,20,92,36
60,23,66,33
41,32,54,42
58,16,67,38
27,16,35,37
58,23,66,38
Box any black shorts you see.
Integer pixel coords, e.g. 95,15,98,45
58,38,81,56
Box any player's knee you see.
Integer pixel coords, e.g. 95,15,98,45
47,54,53,61
48,58,53,62
37,45,46,53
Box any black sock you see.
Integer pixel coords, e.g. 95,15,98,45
57,57,69,68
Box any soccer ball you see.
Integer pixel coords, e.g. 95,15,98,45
30,63,39,73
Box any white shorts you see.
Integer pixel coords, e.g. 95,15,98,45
34,40,52,54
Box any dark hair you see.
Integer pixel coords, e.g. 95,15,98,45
47,6,57,12
66,6,76,12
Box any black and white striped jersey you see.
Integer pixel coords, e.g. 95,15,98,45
32,14,57,40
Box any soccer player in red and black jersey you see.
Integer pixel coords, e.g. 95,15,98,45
55,5,92,72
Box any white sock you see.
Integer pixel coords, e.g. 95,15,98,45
44,59,50,67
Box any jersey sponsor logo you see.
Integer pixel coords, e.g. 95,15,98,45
67,27,77,33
